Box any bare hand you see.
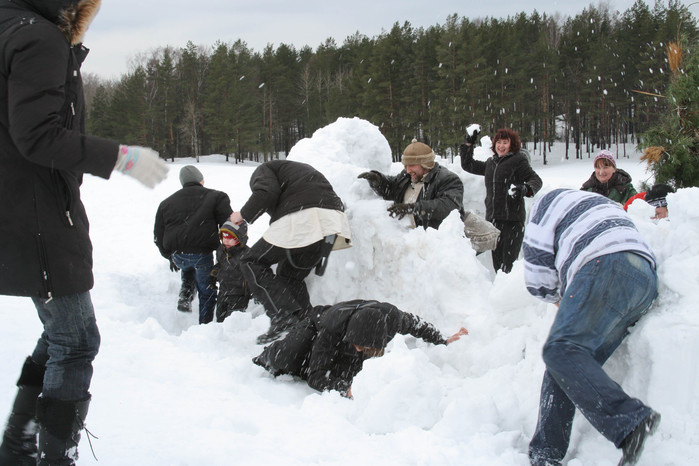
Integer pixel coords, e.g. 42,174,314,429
230,211,244,225
446,327,469,344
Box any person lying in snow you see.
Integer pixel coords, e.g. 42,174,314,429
252,299,468,398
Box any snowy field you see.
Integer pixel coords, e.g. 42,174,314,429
1,117,697,465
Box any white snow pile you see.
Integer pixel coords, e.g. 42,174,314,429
1,117,697,465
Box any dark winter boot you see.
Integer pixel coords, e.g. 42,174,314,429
177,269,196,313
0,356,45,466
36,396,91,466
617,411,661,466
255,324,287,345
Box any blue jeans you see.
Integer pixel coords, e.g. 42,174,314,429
171,252,216,324
529,252,658,464
30,292,100,401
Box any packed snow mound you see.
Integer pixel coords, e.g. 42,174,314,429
286,117,492,326
288,116,393,182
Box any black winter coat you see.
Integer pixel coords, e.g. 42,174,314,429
240,160,344,224
460,144,542,223
369,163,464,229
212,244,249,298
153,184,233,258
305,300,447,394
0,0,120,298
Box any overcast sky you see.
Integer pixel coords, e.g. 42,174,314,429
82,0,656,79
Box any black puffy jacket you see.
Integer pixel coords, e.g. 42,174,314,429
212,244,249,298
306,300,447,395
368,163,464,229
460,144,542,223
153,183,233,258
0,0,120,298
240,160,344,224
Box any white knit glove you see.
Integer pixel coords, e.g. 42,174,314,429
114,145,168,189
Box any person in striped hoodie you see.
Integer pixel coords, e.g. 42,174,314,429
523,189,660,466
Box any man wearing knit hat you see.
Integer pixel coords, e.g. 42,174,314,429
357,139,465,230
252,299,468,398
154,166,233,324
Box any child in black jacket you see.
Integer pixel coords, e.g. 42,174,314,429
212,220,251,322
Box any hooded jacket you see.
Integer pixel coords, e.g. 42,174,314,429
305,300,447,394
460,144,542,223
368,163,465,229
580,168,637,205
239,160,345,224
0,0,120,298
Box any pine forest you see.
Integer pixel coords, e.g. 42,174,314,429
85,1,698,169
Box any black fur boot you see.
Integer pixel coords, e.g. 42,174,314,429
0,357,45,466
36,396,90,466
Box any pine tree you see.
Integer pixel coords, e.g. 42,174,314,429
638,40,698,188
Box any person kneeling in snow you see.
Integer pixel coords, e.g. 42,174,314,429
252,300,468,398
357,139,498,253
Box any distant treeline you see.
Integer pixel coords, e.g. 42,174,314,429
85,0,697,164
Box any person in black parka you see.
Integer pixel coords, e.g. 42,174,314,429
252,300,468,398
154,165,233,324
358,139,464,230
460,127,542,273
211,220,252,322
230,160,352,344
0,1,168,463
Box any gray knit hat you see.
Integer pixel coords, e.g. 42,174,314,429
179,165,203,186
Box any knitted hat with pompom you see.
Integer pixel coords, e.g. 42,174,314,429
402,139,435,170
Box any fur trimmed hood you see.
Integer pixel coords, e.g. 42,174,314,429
9,0,101,44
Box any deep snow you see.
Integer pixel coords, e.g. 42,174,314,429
1,117,697,465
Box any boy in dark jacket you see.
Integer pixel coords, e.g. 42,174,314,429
212,221,252,322
252,300,468,398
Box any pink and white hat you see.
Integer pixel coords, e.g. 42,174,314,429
594,150,616,167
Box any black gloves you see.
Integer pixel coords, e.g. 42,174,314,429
465,127,481,145
357,171,381,188
169,258,179,272
387,203,415,220
509,184,530,199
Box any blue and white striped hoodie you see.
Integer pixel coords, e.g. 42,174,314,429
523,189,656,303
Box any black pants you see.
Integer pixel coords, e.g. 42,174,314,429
491,220,525,274
240,238,324,327
256,318,317,377
215,293,250,322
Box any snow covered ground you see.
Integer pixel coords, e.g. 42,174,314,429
1,117,697,465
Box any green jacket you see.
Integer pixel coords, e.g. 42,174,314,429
580,168,637,205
